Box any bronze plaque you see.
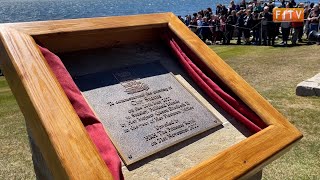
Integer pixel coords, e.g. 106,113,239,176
75,62,222,165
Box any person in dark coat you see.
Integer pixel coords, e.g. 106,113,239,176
236,11,245,44
228,1,236,14
216,4,223,15
226,10,237,44
221,5,228,16
252,10,261,45
243,9,253,44
199,17,212,43
220,15,227,44
259,6,273,45
290,0,296,7
240,0,247,9
210,15,220,44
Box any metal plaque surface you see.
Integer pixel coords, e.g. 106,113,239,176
74,62,222,165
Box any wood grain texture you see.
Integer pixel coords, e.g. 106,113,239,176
34,27,165,53
0,12,302,179
0,27,113,179
0,13,171,53
168,15,302,179
0,13,171,35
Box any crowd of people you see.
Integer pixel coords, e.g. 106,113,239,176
178,0,320,46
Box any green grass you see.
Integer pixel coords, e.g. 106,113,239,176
0,76,35,179
0,44,319,179
210,45,320,179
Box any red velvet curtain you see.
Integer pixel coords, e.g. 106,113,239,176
38,32,266,179
39,46,123,180
162,33,267,133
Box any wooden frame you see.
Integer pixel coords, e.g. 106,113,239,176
0,13,302,179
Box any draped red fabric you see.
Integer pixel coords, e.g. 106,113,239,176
37,30,266,177
163,34,267,133
168,34,266,126
38,46,123,180
174,43,266,129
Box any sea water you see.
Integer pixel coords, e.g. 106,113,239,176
0,0,228,23
0,0,317,23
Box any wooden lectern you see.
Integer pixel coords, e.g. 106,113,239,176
0,13,302,179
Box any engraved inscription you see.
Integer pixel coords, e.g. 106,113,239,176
78,62,222,165
109,85,198,148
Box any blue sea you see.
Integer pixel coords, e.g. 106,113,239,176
0,0,224,23
0,0,317,23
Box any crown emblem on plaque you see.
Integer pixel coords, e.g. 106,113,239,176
121,80,149,94
113,71,149,94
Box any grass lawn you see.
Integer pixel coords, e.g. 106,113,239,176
0,44,319,179
0,76,35,179
210,44,320,179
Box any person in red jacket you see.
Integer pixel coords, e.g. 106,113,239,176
291,22,303,45
292,3,305,45
291,21,304,45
